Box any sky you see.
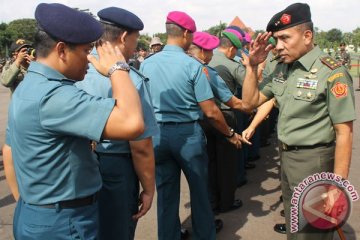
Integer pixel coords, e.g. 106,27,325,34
0,0,359,35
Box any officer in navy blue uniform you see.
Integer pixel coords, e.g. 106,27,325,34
6,3,144,239
76,7,158,240
140,11,242,240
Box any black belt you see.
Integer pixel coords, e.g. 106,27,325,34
281,142,334,151
31,192,99,209
158,120,197,125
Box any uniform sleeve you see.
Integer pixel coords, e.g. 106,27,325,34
259,75,274,99
5,124,11,146
39,85,115,141
193,65,214,102
210,72,233,103
132,78,159,140
233,63,246,87
0,62,21,87
327,68,356,124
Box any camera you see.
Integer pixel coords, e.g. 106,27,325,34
26,48,36,58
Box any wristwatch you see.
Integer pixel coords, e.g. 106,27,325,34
108,61,130,77
226,128,235,138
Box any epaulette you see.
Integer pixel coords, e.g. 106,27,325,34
130,66,149,82
320,56,342,70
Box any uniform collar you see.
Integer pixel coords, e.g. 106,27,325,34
28,61,69,82
295,46,322,72
163,45,185,52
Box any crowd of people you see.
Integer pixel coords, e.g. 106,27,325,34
0,2,355,240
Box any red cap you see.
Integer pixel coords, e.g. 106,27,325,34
192,32,219,50
166,11,196,33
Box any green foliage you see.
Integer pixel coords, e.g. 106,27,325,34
326,28,343,44
205,22,227,37
138,34,152,50
0,19,36,57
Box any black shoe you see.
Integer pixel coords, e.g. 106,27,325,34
219,199,243,213
274,223,286,234
280,209,285,217
237,179,248,188
181,227,189,239
245,162,256,169
215,219,223,233
248,155,260,161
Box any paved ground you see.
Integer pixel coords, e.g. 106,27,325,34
0,84,359,240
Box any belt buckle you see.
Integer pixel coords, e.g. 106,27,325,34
282,142,288,151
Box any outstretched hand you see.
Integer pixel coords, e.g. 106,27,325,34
248,32,274,66
88,40,126,77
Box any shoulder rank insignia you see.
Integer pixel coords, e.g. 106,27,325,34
320,56,342,70
203,67,210,80
331,82,348,98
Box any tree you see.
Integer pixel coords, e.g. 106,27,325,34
0,19,36,57
138,34,152,50
206,22,227,37
326,28,342,44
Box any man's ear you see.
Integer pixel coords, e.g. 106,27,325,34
183,29,189,39
303,30,313,45
119,31,128,45
56,42,67,60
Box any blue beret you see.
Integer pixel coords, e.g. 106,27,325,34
266,3,312,32
35,3,103,44
98,7,144,31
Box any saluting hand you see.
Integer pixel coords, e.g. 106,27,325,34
88,40,126,77
248,32,274,66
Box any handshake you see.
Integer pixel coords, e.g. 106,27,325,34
226,129,252,149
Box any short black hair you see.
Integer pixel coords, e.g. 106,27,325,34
34,27,77,58
166,23,184,37
100,22,134,42
219,36,233,48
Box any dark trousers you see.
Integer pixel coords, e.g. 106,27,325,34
153,122,216,240
97,153,139,240
201,111,239,212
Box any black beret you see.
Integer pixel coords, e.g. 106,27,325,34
266,3,312,32
35,3,103,44
98,7,144,31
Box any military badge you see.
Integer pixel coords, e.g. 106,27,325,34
280,14,291,25
328,73,344,82
203,67,210,80
331,82,348,98
296,78,318,90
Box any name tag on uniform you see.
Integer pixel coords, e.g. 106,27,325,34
273,77,285,84
296,78,318,90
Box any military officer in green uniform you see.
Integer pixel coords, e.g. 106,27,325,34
335,42,351,69
0,39,35,95
241,3,355,240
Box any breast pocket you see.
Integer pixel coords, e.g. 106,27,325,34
272,81,286,96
